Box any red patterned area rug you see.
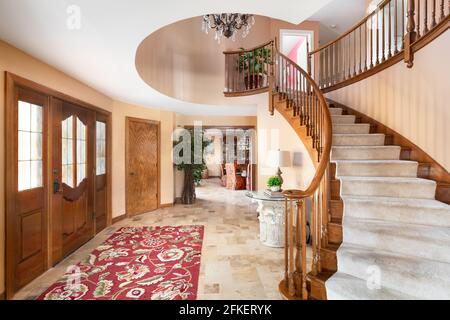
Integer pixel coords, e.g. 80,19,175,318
37,225,204,300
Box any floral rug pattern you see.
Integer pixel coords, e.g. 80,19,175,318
37,225,204,300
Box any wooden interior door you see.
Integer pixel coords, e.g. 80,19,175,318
52,100,95,260
126,117,159,216
6,87,48,297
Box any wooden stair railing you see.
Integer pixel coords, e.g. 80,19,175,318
224,39,333,299
223,40,274,97
270,48,333,300
308,0,450,92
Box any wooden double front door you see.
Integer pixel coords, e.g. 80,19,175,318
6,75,110,298
52,100,95,257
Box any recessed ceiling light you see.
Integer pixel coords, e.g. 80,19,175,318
330,24,337,29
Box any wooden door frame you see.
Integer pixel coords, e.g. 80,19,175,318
125,117,161,217
4,72,112,298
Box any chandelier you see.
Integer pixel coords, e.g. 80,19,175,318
202,14,255,43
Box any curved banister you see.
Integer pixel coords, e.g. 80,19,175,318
223,38,332,300
309,0,391,55
274,51,332,200
223,39,275,54
268,42,332,300
309,0,449,91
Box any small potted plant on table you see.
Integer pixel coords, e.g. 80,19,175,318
267,176,282,192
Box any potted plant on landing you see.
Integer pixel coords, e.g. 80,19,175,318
237,47,272,90
267,176,282,192
173,129,212,204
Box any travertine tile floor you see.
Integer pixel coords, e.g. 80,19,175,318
14,178,310,300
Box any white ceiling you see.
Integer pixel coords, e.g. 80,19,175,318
0,0,333,115
309,0,367,45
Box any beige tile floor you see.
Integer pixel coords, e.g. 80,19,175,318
14,178,295,300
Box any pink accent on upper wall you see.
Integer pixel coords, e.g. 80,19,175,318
287,37,306,63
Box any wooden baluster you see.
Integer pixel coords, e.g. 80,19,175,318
388,0,392,57
311,191,318,276
294,199,301,296
405,0,417,68
317,177,323,273
347,35,351,78
440,0,445,21
307,41,312,76
402,0,406,49
284,198,289,284
370,14,374,67
376,9,380,64
432,0,437,27
417,0,421,38
321,165,330,247
395,0,399,53
288,199,295,296
326,47,330,86
359,26,362,73
300,198,308,299
353,31,357,76
382,5,386,62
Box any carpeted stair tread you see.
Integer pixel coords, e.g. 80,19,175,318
334,160,418,177
336,243,450,299
326,272,417,300
332,133,385,146
332,123,371,134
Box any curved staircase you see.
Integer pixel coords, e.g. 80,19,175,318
325,105,450,300
274,95,450,299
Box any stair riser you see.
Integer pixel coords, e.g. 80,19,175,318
331,147,401,160
343,223,450,264
343,200,450,227
330,200,343,221
340,180,436,199
332,135,385,146
332,124,370,134
321,249,338,272
329,108,343,115
335,162,418,177
337,249,450,299
328,224,343,245
331,115,356,124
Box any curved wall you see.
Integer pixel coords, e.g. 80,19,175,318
326,30,450,171
136,16,320,107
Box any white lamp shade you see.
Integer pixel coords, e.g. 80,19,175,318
267,150,291,168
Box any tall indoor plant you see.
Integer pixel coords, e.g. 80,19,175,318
173,129,212,204
237,47,272,90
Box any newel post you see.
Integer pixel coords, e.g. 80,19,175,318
404,0,417,68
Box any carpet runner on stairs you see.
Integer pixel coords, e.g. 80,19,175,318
325,106,450,300
37,225,204,300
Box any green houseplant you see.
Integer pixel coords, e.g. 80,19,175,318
267,176,282,192
237,47,272,90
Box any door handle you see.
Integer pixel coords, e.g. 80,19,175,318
53,179,61,194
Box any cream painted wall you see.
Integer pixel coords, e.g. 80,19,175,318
256,107,315,192
111,101,176,217
137,16,320,106
326,30,450,171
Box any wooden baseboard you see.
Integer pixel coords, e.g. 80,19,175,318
112,214,127,224
160,203,174,208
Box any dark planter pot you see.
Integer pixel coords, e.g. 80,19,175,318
244,75,264,90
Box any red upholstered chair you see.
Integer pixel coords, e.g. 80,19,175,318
225,162,246,190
